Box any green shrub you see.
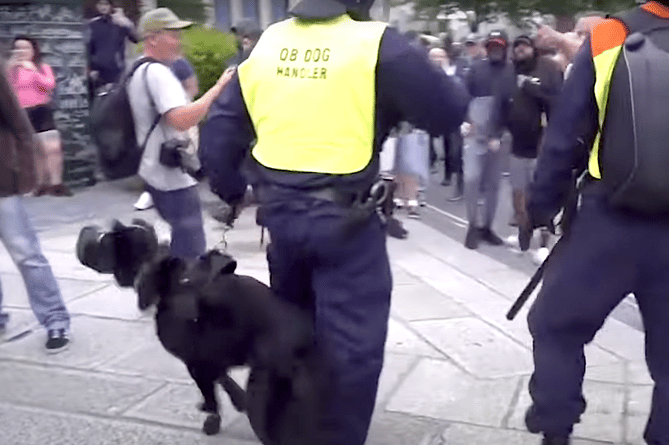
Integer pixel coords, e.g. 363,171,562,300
182,26,238,100
157,0,207,23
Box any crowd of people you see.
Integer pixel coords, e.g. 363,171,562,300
4,1,668,445
382,16,603,264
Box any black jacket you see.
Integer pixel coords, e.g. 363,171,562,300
465,57,515,139
507,55,563,158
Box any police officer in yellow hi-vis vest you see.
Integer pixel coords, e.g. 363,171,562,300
519,1,669,444
199,0,469,442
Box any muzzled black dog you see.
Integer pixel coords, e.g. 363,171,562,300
76,220,325,444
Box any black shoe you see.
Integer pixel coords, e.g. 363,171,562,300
46,328,70,354
441,175,452,187
407,206,420,219
464,225,480,249
479,228,504,246
541,436,570,445
519,225,533,251
386,217,408,239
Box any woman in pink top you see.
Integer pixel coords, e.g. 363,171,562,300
8,35,71,197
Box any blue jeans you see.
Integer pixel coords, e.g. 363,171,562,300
0,196,70,330
146,185,206,260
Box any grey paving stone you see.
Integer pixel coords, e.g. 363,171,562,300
0,272,108,308
410,318,533,378
584,362,625,384
593,317,646,362
391,266,422,287
38,233,83,253
0,361,163,416
385,319,445,358
366,410,446,445
98,336,191,382
376,352,418,408
626,385,652,445
0,250,109,282
0,403,258,445
390,282,473,322
509,377,624,443
123,381,244,433
399,219,510,273
0,307,38,341
627,361,653,385
386,357,519,427
439,423,541,445
66,284,143,320
477,267,532,302
438,423,604,445
0,315,154,369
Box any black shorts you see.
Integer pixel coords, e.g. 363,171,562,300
26,104,56,133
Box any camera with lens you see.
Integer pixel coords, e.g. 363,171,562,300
159,138,205,180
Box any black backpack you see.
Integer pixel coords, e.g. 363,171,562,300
599,9,669,213
89,58,161,180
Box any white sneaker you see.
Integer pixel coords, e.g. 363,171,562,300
505,235,520,249
532,247,550,265
134,192,154,211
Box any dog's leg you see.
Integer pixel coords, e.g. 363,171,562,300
219,373,247,412
188,364,221,436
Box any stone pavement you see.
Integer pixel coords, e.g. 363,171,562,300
0,180,653,445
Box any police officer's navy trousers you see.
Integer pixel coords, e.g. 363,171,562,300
260,197,392,445
525,189,669,444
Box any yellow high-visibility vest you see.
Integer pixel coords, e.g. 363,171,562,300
237,15,387,175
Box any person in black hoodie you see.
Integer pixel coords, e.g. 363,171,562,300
506,35,563,258
462,30,515,249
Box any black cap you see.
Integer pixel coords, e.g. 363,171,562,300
289,0,347,19
513,35,534,48
485,30,508,47
231,18,262,38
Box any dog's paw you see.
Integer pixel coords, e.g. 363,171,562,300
202,413,221,435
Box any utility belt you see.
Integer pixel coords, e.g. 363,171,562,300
255,177,396,234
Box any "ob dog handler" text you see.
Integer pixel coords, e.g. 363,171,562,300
276,47,330,80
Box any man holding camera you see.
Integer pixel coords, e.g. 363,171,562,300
128,8,235,259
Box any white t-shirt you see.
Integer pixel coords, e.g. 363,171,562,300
127,61,196,191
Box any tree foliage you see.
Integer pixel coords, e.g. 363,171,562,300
414,0,637,27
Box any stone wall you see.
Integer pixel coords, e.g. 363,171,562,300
0,2,96,187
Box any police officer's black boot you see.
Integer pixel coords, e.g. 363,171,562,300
541,435,570,445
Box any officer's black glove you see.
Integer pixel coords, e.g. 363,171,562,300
386,216,408,239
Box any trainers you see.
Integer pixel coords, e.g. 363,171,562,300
407,206,420,219
542,436,570,445
134,191,154,211
45,329,70,354
532,247,550,265
479,228,504,246
464,225,480,249
505,235,520,249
